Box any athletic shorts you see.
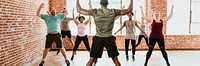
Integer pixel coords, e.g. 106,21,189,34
45,33,63,48
61,30,72,38
90,36,119,58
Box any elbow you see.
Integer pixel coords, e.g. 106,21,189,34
128,8,132,13
76,9,82,14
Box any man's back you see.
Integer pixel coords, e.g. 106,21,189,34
88,8,120,37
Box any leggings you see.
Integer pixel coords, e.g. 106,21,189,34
135,35,148,48
125,39,136,56
73,35,90,51
145,38,170,63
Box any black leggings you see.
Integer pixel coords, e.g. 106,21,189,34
125,39,136,56
145,38,170,63
135,35,148,48
73,35,90,51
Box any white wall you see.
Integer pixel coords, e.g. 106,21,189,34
167,0,190,35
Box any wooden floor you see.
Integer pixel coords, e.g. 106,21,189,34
22,51,200,66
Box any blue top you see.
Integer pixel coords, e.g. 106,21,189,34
140,24,146,35
40,13,65,34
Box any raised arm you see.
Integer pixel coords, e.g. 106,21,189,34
36,3,44,17
115,6,125,20
88,3,92,9
119,0,133,15
134,11,141,24
140,6,152,22
64,8,68,17
72,8,79,25
114,22,126,35
163,5,174,22
84,16,91,25
76,0,89,15
135,22,148,37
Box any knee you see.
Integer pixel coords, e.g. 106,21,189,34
90,57,97,61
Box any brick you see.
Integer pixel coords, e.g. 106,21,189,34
0,0,48,66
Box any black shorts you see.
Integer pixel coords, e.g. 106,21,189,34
90,36,119,58
45,33,63,48
61,30,72,38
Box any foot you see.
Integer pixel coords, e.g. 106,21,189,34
39,61,44,66
126,55,129,61
132,55,135,61
65,60,70,66
71,56,74,60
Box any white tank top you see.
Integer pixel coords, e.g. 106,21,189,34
125,20,136,40
77,23,87,37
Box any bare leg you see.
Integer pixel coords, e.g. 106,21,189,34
68,38,77,55
112,56,121,66
60,47,70,66
60,47,68,60
39,48,50,66
42,48,50,61
68,38,74,47
86,57,96,66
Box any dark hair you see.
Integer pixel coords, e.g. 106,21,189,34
78,16,85,21
100,0,108,5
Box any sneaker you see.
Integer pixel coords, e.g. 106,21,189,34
65,60,70,66
71,56,74,60
132,55,135,61
39,61,44,66
126,55,129,61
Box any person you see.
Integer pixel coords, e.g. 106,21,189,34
140,5,174,66
56,8,75,55
134,11,149,48
70,8,91,60
36,3,70,66
114,12,148,61
76,0,133,66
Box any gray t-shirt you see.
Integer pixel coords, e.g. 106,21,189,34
88,8,120,37
61,18,72,31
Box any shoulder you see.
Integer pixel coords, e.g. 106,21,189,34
88,9,98,15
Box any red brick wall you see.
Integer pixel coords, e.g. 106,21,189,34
49,0,66,14
0,0,48,66
58,35,200,50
